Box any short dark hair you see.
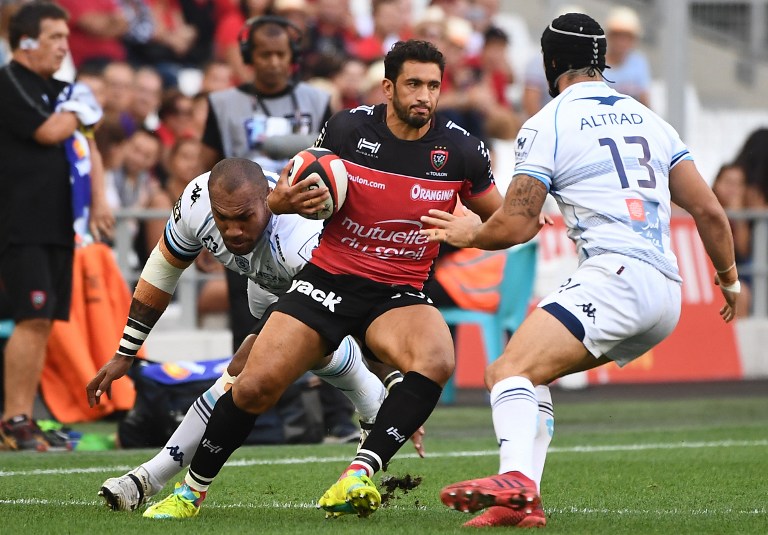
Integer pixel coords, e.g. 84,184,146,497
384,39,445,83
484,26,509,46
9,1,68,50
209,158,269,197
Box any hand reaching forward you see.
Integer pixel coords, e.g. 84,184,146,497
86,355,134,408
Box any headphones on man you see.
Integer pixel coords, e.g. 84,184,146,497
19,37,40,50
238,15,303,66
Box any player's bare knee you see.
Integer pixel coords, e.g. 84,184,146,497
484,358,523,388
232,375,282,413
413,349,454,385
485,357,554,388
227,335,256,376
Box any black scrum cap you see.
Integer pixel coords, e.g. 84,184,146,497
541,13,607,97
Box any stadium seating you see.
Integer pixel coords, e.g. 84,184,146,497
439,241,538,404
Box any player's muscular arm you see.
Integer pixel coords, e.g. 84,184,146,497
463,185,503,221
121,236,193,339
422,175,548,250
470,175,548,249
87,236,194,406
134,236,194,312
504,175,548,219
670,160,739,321
669,161,735,277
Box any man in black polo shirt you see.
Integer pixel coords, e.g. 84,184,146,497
0,1,108,451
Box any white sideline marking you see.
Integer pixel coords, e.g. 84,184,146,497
0,439,765,478
0,497,765,517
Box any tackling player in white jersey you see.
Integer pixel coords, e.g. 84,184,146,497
87,158,405,511
422,12,740,528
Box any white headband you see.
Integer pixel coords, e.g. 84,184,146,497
547,24,606,39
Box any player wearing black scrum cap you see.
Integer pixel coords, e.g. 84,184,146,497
430,10,737,528
540,12,608,97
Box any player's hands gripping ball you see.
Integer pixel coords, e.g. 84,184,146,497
286,147,348,220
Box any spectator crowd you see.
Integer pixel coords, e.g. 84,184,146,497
0,0,759,324
0,0,761,454
0,0,533,320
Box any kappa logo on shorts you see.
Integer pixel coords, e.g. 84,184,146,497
576,302,597,323
287,279,342,312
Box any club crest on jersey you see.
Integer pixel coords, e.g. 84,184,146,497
30,291,46,310
235,256,250,271
431,149,448,171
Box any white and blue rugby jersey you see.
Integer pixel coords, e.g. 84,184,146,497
164,171,322,298
514,81,688,282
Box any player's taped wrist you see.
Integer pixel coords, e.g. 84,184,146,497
116,317,151,357
720,279,741,294
716,262,736,275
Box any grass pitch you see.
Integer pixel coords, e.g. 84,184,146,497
1,388,767,534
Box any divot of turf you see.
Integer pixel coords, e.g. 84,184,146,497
379,474,423,506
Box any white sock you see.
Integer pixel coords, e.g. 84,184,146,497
312,336,385,422
531,385,554,492
491,376,539,481
140,371,232,492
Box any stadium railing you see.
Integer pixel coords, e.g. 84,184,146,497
112,207,221,329
110,207,768,324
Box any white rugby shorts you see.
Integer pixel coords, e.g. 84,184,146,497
537,253,682,366
247,280,279,320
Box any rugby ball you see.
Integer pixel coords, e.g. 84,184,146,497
287,147,348,220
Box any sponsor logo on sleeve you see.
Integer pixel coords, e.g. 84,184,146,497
172,196,182,223
515,128,538,164
190,183,202,205
358,137,380,154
